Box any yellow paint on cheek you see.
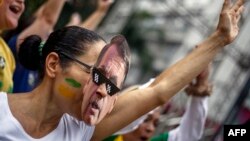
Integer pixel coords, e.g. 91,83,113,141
58,84,75,99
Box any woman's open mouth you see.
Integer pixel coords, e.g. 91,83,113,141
9,5,22,14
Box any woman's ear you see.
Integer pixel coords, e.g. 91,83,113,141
45,52,60,78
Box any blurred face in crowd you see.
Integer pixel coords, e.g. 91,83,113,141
124,109,161,141
81,41,126,125
0,0,25,30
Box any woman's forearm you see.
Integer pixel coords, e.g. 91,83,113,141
154,31,225,104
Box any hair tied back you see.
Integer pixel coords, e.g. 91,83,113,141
39,41,45,56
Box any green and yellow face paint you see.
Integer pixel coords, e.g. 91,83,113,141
58,84,75,98
58,78,82,99
65,78,82,88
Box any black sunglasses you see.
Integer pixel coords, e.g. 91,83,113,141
92,67,120,96
60,52,92,73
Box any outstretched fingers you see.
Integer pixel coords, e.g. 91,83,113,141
232,0,245,19
216,0,246,44
231,0,245,30
221,0,231,12
231,0,244,12
236,5,245,22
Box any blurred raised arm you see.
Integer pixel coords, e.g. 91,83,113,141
67,0,113,31
17,0,66,50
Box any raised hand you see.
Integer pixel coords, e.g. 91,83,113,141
66,12,82,27
97,0,114,13
216,0,245,45
185,66,213,97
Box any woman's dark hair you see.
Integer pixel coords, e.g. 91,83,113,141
19,26,105,80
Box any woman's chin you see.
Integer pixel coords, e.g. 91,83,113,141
6,19,18,29
6,16,18,29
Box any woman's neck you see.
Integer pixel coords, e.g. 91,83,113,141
8,80,63,138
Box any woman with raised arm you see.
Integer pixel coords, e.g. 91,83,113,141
0,0,245,141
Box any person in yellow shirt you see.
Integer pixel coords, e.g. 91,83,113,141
0,38,15,92
0,0,25,92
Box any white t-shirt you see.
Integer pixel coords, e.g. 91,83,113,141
168,96,208,141
0,92,94,141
